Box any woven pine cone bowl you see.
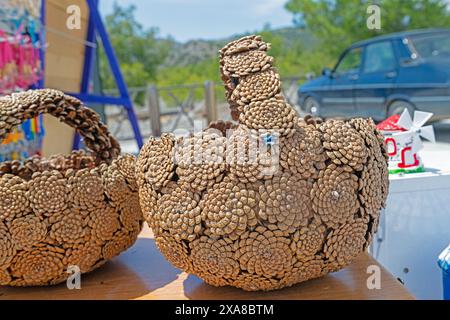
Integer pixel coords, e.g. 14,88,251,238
0,89,143,286
136,35,389,291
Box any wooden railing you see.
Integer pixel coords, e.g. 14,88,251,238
104,76,306,140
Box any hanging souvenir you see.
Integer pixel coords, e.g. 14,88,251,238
0,1,44,161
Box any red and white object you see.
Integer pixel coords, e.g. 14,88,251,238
377,109,435,173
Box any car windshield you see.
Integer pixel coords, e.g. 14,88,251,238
409,32,450,59
334,47,362,74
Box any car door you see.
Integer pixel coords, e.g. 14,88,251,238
355,40,398,120
322,46,362,118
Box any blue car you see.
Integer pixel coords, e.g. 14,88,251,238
298,29,450,121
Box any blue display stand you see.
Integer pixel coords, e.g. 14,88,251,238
39,0,143,149
443,271,449,300
438,244,450,300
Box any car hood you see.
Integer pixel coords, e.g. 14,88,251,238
300,76,329,92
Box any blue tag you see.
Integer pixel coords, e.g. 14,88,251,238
263,134,276,146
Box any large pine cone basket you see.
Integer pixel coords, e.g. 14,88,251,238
136,35,389,291
0,89,143,286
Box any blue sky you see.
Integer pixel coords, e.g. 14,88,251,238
99,0,294,42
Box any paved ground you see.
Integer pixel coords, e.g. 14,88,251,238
420,120,450,172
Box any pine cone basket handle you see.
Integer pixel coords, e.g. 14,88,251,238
0,89,120,164
0,89,144,287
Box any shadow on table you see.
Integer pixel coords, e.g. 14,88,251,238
0,238,179,300
182,273,356,300
181,252,395,300
422,167,441,173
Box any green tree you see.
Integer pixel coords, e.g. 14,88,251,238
99,3,171,89
285,0,450,57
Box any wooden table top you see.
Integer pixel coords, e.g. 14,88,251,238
0,226,414,300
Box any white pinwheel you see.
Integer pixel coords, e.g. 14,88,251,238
393,109,435,163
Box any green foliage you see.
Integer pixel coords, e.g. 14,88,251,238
100,3,326,92
259,29,333,76
285,0,450,57
156,58,221,87
100,0,450,94
99,3,170,89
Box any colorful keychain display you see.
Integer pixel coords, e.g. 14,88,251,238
0,1,44,161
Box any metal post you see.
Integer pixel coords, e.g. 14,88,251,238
204,81,217,123
38,0,46,88
86,0,143,148
147,85,161,137
73,0,97,151
80,0,97,94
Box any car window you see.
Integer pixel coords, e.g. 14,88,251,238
410,33,450,59
335,47,362,74
363,41,396,73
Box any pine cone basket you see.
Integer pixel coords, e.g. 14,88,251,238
136,35,389,291
0,89,143,286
